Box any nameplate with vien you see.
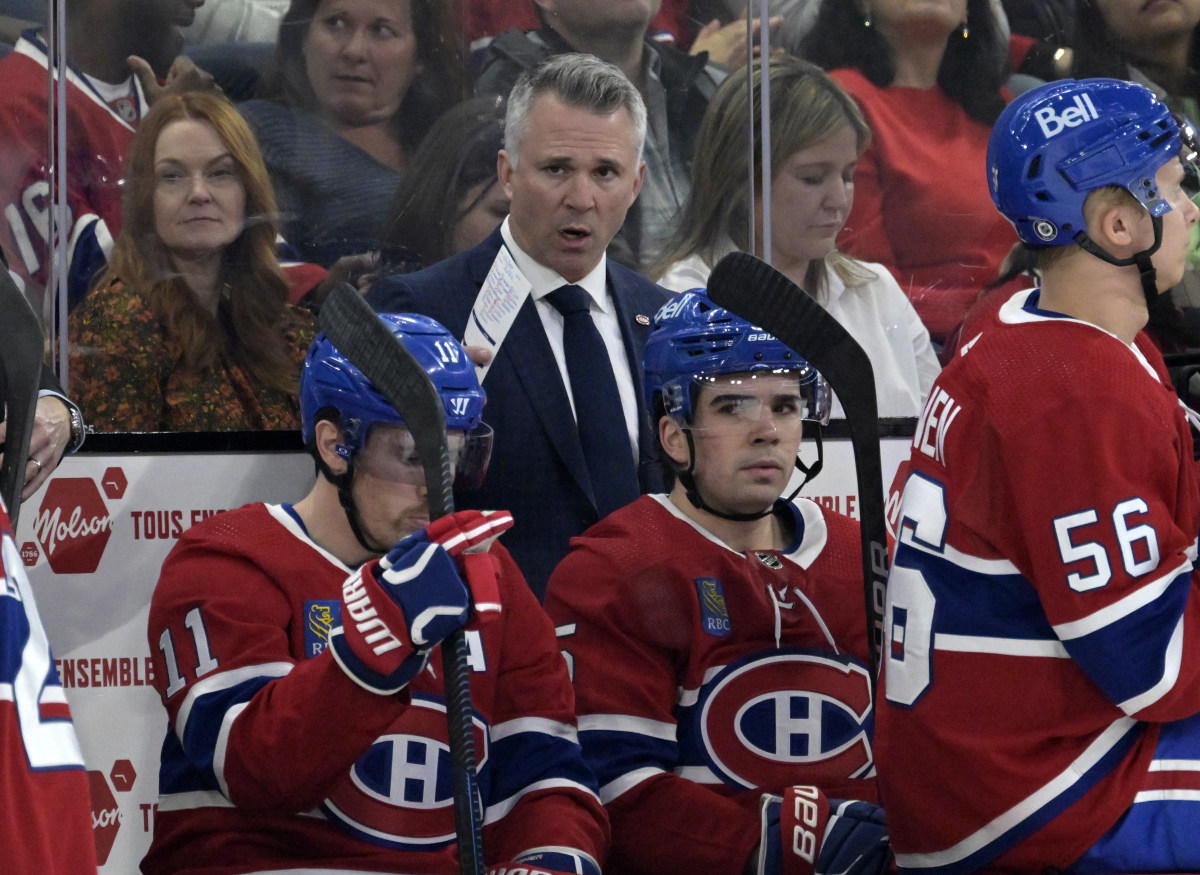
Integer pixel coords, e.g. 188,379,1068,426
463,245,531,384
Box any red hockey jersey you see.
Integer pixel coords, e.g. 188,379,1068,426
0,31,138,311
544,494,875,875
0,500,97,874
143,502,607,874
878,288,1200,872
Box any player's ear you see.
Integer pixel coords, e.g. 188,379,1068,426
314,419,350,476
659,415,691,468
1085,191,1144,252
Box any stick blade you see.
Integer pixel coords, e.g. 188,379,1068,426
706,252,888,672
707,252,880,422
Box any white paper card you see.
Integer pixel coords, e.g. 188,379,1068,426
462,246,531,383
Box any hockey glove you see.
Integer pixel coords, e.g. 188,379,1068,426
329,510,514,694
758,785,889,875
486,848,601,875
424,509,513,623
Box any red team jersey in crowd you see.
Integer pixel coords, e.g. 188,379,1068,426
544,494,875,875
143,502,607,875
879,288,1200,872
0,31,139,309
0,501,97,874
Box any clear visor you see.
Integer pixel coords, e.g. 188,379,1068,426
1173,112,1200,198
685,370,831,432
354,422,494,490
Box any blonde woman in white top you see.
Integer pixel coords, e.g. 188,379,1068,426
652,55,939,418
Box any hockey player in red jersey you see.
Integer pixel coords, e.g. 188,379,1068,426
543,289,889,875
0,0,216,313
142,312,608,875
0,499,97,874
877,77,1200,874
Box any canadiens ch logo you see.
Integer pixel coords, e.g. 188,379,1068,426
692,649,874,790
322,694,489,849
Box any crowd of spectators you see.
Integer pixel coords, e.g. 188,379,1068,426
6,2,1200,873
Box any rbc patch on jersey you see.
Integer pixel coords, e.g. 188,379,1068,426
696,578,731,637
690,649,874,791
305,600,340,657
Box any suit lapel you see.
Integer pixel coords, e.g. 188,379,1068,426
607,266,662,488
473,241,595,504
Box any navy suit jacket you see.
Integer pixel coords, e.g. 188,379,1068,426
366,228,670,599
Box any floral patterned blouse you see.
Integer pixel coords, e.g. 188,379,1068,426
68,279,316,432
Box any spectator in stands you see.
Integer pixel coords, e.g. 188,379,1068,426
367,54,670,599
69,92,315,432
654,57,939,417
241,0,468,267
0,0,217,316
378,95,510,273
800,0,1023,355
474,0,724,269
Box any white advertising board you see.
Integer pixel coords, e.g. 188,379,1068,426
13,436,912,872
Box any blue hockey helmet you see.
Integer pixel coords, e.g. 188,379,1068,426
643,289,831,424
987,77,1192,246
300,312,486,453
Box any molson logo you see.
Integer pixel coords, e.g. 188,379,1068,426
32,478,116,574
88,770,121,865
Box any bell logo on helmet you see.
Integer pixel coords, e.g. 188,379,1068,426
1035,93,1100,139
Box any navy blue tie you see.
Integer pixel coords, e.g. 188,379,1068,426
546,285,640,517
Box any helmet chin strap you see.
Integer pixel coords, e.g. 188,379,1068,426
316,455,390,556
1074,214,1164,308
674,428,824,523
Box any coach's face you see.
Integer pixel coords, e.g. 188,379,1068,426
498,92,644,283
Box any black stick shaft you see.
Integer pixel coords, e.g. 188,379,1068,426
707,253,889,673
318,285,483,875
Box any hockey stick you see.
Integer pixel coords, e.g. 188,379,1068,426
318,284,484,875
707,252,889,674
0,266,44,529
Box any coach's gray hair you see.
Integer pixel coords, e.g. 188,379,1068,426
504,53,648,167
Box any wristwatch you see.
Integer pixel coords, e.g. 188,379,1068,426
66,402,86,454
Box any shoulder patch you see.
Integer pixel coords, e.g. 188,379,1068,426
305,600,340,657
696,577,732,637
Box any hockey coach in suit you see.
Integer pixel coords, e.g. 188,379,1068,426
367,53,670,599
